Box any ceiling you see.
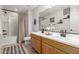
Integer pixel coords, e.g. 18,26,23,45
39,5,70,17
1,5,71,15
2,5,38,13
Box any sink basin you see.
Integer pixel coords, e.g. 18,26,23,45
66,34,79,39
44,32,52,35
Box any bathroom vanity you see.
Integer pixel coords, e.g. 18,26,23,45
31,32,79,54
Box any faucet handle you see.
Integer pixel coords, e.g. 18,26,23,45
65,30,67,33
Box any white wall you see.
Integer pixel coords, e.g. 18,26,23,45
32,12,40,32
27,9,33,36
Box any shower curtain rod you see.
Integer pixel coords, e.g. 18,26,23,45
1,9,18,13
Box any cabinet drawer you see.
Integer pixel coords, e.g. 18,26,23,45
54,48,65,54
31,34,41,41
42,42,54,54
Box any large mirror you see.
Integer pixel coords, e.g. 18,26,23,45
39,5,79,34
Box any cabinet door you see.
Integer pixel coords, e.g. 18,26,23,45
54,48,65,54
31,37,36,49
31,37,41,53
42,42,54,54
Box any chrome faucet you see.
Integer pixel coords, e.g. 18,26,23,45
60,30,66,37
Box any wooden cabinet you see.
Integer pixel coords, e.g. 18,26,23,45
54,48,65,54
42,42,54,54
42,38,79,54
31,34,42,53
31,34,79,54
31,34,65,54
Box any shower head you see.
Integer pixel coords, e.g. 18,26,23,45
2,9,7,14
4,11,7,14
2,8,17,13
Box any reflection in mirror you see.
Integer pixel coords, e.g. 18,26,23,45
39,5,79,34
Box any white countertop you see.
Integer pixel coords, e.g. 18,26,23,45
31,31,79,48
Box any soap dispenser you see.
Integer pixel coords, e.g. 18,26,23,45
41,29,44,33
